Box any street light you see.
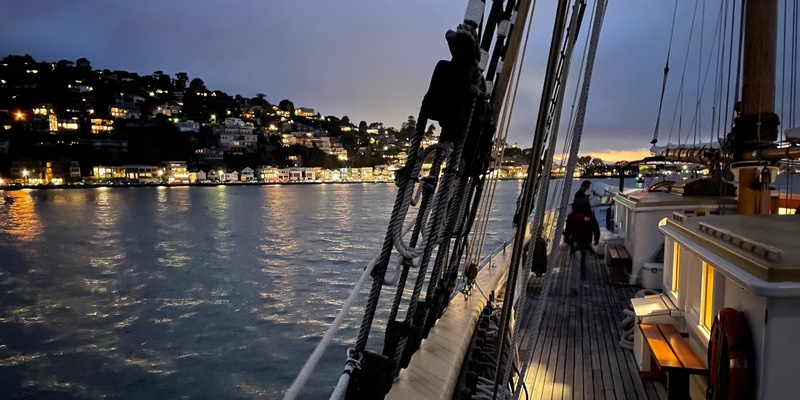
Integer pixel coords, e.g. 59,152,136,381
22,169,29,185
219,169,225,183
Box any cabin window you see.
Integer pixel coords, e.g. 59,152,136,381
700,262,716,331
671,243,681,294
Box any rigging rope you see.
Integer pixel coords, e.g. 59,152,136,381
514,4,607,397
490,0,572,395
680,0,725,149
530,0,587,271
695,0,705,148
550,0,606,256
283,254,380,400
667,0,700,147
651,0,679,145
723,0,737,143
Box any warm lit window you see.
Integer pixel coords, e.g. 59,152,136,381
671,243,681,294
701,262,716,331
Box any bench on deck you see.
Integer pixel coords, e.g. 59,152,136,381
640,323,708,400
607,244,631,283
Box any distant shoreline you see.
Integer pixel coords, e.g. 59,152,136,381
0,177,641,191
0,181,392,191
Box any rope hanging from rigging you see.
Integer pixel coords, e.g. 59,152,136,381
338,2,503,397
652,0,680,145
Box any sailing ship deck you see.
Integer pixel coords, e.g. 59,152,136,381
515,246,668,400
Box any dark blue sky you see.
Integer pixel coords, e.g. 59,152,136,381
2,1,793,161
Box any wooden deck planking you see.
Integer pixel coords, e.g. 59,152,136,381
591,256,638,399
594,267,639,400
515,246,668,400
544,262,570,400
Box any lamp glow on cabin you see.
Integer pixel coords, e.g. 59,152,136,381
700,262,716,331
671,243,681,294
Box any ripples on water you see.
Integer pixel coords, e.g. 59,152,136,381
3,176,795,399
0,182,526,399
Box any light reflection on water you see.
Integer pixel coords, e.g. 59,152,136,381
0,190,42,242
0,183,524,399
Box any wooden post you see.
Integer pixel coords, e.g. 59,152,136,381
736,0,778,215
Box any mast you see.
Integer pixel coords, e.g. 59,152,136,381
732,0,779,214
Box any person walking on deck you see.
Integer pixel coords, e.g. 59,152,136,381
574,180,592,201
564,197,600,295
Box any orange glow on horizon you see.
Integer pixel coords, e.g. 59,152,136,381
555,148,653,163
592,149,653,162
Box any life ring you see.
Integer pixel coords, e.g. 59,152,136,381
707,308,754,400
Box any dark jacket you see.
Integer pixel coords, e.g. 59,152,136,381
564,209,600,249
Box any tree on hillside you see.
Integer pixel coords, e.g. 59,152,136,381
398,115,416,141
252,93,269,107
174,72,189,89
577,155,592,170
321,116,342,136
576,155,606,176
76,57,91,70
189,78,206,92
207,90,234,122
278,99,295,116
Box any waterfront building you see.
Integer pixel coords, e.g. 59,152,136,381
256,166,280,182
281,167,315,182
240,167,255,181
92,165,160,183
190,170,207,183
10,160,44,184
162,161,189,183
207,169,224,182
44,160,81,184
225,170,239,182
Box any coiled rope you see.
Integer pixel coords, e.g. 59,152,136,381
618,289,659,351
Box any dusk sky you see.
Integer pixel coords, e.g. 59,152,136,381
3,1,792,162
